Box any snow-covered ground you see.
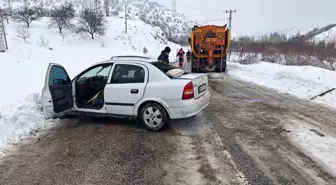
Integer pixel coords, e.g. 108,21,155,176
285,120,336,177
227,55,336,109
0,17,180,156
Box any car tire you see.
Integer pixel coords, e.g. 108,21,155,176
139,103,168,131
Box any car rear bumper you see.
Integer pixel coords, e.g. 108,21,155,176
166,91,210,119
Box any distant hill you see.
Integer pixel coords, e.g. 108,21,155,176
289,24,336,43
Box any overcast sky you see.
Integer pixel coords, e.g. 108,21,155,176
154,0,336,36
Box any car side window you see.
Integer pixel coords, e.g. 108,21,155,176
77,63,113,82
110,64,145,84
48,65,70,86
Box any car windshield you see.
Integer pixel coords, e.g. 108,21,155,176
152,61,188,77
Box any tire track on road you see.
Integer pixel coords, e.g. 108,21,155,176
206,77,336,185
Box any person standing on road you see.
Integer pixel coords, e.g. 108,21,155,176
186,49,191,63
176,48,185,67
239,45,244,62
158,46,171,63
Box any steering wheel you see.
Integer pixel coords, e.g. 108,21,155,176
89,75,104,90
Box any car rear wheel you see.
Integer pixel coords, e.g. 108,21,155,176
139,103,168,131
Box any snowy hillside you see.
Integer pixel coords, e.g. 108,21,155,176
109,0,191,44
312,26,336,42
278,24,336,42
0,0,192,44
0,16,180,156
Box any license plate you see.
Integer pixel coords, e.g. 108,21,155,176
198,84,206,93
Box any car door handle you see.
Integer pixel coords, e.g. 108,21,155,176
131,89,139,94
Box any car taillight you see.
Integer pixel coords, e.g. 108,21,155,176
182,82,194,100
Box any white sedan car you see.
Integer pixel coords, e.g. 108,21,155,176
42,55,210,131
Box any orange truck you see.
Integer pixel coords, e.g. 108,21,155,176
188,25,230,72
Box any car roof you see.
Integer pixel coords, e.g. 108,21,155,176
94,55,160,65
111,55,151,60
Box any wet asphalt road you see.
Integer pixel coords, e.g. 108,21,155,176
0,62,336,185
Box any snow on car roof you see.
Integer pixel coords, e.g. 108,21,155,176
95,55,158,65
111,55,151,60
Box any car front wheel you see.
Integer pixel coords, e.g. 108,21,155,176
139,103,168,131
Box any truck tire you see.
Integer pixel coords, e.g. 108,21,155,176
216,56,227,72
191,66,198,73
191,56,199,73
216,64,227,72
223,65,227,72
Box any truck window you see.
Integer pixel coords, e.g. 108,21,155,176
206,31,216,38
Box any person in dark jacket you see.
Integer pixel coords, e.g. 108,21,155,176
158,46,171,63
186,49,191,63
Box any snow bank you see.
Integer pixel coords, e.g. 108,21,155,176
285,121,336,177
0,94,57,157
227,61,336,108
0,17,181,155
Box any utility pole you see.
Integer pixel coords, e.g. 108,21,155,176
205,16,208,24
23,0,28,9
8,0,11,10
172,0,176,19
225,9,236,31
156,13,159,25
94,0,98,13
125,4,127,33
104,0,109,16
0,17,8,50
172,0,176,12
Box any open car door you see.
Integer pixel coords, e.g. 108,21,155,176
42,63,73,119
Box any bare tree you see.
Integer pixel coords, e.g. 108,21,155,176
49,3,75,33
0,7,12,24
37,36,50,47
16,27,31,43
13,7,40,27
33,6,48,17
324,42,336,71
76,8,106,40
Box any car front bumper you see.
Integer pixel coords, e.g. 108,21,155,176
166,91,210,119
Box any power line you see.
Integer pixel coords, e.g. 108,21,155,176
186,18,229,23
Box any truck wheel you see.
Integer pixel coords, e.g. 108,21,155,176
216,65,227,72
191,62,198,73
139,103,168,131
216,60,227,72
190,55,199,73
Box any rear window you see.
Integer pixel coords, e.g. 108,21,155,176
152,62,188,76
206,31,216,38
